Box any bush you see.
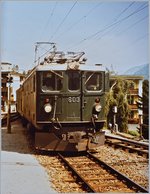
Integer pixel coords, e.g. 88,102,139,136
128,130,140,137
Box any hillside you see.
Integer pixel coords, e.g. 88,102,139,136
124,64,149,80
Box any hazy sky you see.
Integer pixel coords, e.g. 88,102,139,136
1,0,149,74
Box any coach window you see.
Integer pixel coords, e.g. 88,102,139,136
68,71,80,91
41,71,63,92
85,72,102,91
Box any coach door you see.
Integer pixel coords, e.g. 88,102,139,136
66,71,81,120
66,70,104,121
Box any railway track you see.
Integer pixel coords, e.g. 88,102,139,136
57,152,148,193
105,134,149,158
1,112,20,126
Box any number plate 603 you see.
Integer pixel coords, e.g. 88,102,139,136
68,97,80,103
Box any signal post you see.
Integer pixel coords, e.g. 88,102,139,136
7,74,13,134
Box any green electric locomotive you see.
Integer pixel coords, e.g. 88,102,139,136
17,48,109,151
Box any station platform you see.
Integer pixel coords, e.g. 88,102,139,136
1,119,57,194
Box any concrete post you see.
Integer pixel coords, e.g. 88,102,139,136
7,83,11,133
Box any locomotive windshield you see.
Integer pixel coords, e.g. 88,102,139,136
68,71,80,91
85,72,103,91
41,71,63,92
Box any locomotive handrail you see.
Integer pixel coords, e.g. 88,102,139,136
51,95,62,130
51,118,62,130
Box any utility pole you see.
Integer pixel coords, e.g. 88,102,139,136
6,74,13,134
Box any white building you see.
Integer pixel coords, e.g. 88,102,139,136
1,62,25,113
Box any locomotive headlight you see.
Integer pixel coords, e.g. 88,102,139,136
44,103,52,113
95,104,102,112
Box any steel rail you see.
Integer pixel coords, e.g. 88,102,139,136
58,153,96,193
105,135,149,157
105,134,149,148
87,152,149,193
106,141,149,157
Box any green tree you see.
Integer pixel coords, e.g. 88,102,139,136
105,78,131,133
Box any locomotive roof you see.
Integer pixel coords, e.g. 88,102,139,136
35,62,107,72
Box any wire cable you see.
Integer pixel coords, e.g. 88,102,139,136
116,15,148,36
95,4,148,40
39,2,58,41
114,32,148,56
49,1,78,41
130,33,148,45
114,1,135,21
55,2,103,40
67,4,148,50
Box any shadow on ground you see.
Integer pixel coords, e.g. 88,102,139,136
1,119,35,154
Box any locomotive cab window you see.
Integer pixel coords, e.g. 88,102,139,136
41,71,63,92
85,72,103,91
68,71,80,91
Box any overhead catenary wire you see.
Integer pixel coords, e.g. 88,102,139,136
49,1,78,41
33,1,78,63
55,2,103,40
127,33,148,46
113,32,148,57
90,4,147,44
113,1,135,21
116,14,148,36
95,2,138,41
92,14,148,46
68,2,135,49
83,13,148,57
67,3,148,50
95,4,148,41
95,2,148,40
35,2,148,66
39,1,58,41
